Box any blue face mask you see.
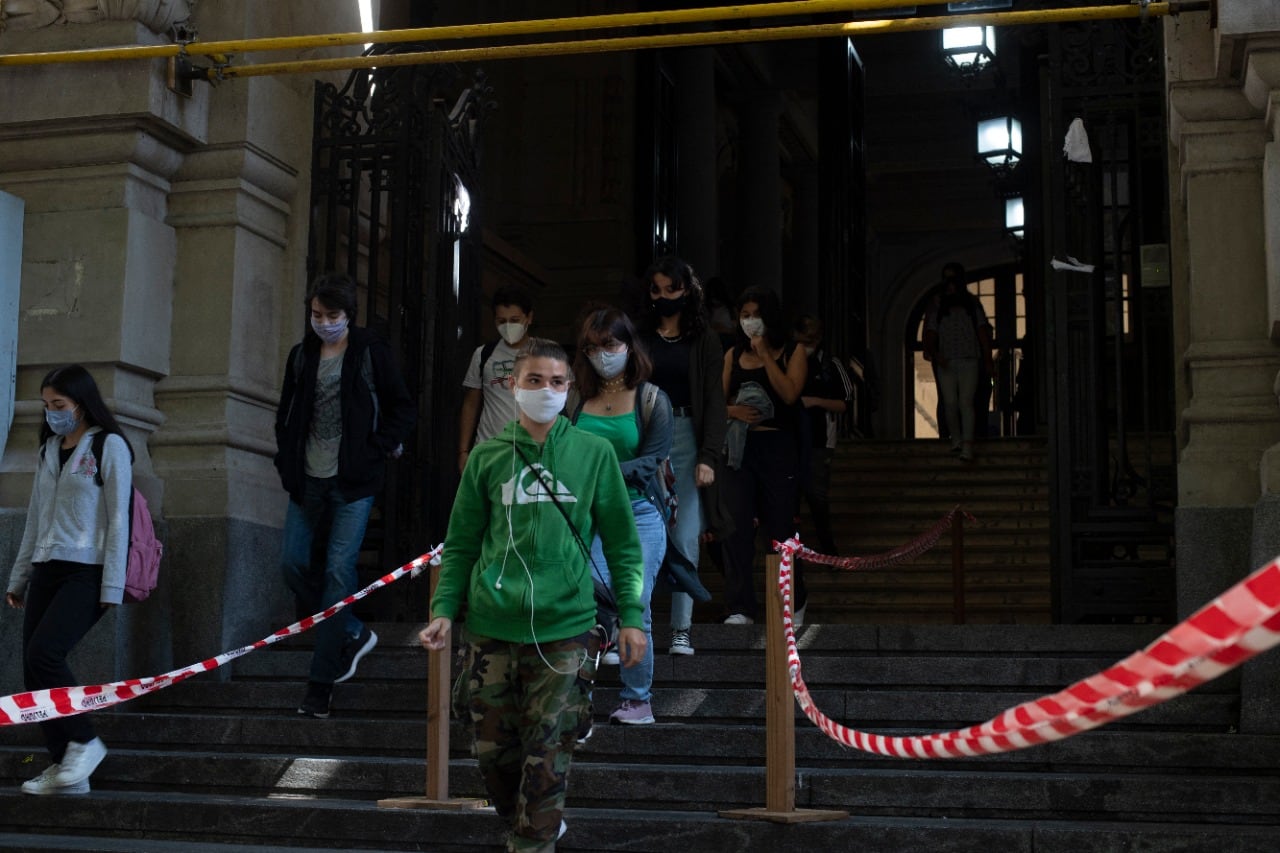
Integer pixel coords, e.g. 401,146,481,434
310,315,349,344
45,407,80,436
588,347,629,380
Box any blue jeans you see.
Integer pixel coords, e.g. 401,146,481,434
591,498,666,703
667,417,703,631
280,476,374,684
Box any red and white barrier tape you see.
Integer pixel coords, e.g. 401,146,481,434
796,507,975,572
0,545,443,727
775,535,1280,757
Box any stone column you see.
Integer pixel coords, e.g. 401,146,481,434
1167,5,1280,732
151,1,361,671
737,92,783,293
0,16,206,684
673,47,719,280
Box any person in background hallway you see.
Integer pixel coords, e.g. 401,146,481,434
459,285,536,473
632,256,728,656
568,305,670,725
7,364,127,795
274,272,416,719
721,287,808,625
420,339,646,853
922,262,994,461
794,315,853,555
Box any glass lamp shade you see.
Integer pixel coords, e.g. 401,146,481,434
1005,196,1025,240
942,26,996,72
977,116,1023,169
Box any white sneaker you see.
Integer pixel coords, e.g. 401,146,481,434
601,650,621,666
558,819,568,840
669,629,695,655
724,614,754,625
53,737,107,787
21,763,90,796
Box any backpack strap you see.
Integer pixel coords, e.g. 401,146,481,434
91,431,107,488
89,430,135,487
479,339,500,376
640,382,657,431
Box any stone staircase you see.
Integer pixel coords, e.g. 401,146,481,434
800,437,1052,626
2,621,1279,852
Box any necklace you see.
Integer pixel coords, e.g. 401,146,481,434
599,376,627,410
656,330,684,343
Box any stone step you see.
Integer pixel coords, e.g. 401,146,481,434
2,755,1277,823
4,791,1276,853
5,716,1270,772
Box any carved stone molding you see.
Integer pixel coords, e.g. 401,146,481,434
0,0,193,35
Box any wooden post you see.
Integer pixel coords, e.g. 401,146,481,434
378,563,486,811
951,512,966,625
720,555,848,824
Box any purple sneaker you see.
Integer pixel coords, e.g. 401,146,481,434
608,699,655,725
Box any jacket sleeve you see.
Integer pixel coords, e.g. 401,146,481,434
6,448,47,597
619,384,673,492
275,344,301,454
591,447,645,630
432,450,486,621
697,332,728,469
97,433,132,605
370,339,417,454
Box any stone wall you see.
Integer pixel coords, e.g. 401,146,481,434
1166,1,1280,731
0,1,359,687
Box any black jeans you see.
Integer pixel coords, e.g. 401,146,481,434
721,430,806,620
23,560,106,763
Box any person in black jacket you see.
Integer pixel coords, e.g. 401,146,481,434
274,272,416,718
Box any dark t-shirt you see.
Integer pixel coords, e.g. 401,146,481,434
645,334,694,409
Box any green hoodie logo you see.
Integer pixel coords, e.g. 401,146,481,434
501,462,579,506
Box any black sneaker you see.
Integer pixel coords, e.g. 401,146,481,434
334,627,378,684
297,681,332,718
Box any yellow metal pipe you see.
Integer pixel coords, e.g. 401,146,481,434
0,0,960,67
204,4,1179,82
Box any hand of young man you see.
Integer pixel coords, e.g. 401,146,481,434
616,627,648,667
418,616,453,651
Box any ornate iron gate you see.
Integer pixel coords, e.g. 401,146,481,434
1043,18,1177,623
309,49,490,621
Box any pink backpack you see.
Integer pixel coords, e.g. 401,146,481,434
90,432,163,603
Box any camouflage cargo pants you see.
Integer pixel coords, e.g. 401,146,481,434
459,628,601,853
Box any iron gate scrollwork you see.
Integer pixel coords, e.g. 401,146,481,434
1044,18,1176,623
309,46,492,621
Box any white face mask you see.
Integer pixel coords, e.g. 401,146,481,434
514,387,566,424
311,315,349,344
497,322,528,346
803,345,817,359
588,347,629,380
740,317,765,338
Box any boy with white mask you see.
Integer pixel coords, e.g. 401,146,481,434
459,285,536,473
422,338,645,853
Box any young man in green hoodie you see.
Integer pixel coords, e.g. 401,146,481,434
420,338,646,853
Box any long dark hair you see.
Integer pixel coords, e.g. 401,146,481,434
573,303,653,399
733,287,789,353
630,255,709,338
39,364,133,457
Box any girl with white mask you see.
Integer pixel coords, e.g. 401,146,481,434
568,305,672,726
721,287,809,627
